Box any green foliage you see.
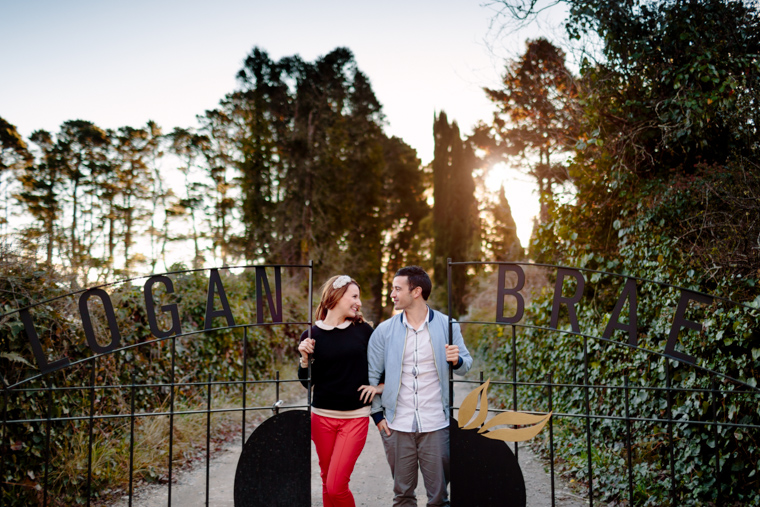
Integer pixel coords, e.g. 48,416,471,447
472,218,759,504
483,1,760,503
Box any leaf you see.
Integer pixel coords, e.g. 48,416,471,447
478,410,551,432
458,380,490,429
0,352,35,368
478,411,553,442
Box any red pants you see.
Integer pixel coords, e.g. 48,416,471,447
311,413,369,507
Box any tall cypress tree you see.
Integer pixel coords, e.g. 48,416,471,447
484,185,522,261
432,111,479,317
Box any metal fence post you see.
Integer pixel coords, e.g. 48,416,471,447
128,372,136,507
625,375,633,507
87,359,96,507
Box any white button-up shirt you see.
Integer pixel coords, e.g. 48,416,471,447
388,308,447,433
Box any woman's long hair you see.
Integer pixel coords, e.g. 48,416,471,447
315,275,365,324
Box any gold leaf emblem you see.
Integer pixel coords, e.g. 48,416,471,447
458,379,552,442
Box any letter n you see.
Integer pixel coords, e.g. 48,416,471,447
256,266,283,323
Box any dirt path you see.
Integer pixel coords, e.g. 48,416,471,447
112,383,591,506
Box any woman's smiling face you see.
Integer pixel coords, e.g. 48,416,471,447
333,283,362,321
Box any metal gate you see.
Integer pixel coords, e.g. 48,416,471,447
2,260,758,506
446,261,760,506
1,264,313,506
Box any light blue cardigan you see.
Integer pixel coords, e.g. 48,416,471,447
367,307,473,425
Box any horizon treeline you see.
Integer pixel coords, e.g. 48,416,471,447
0,47,520,321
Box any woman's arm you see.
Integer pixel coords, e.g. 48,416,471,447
297,331,316,389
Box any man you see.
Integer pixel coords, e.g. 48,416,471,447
368,266,473,507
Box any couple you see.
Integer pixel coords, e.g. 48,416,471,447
297,266,473,507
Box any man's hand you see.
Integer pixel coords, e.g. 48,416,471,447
377,419,391,436
445,344,460,364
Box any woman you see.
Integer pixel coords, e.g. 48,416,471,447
298,275,381,507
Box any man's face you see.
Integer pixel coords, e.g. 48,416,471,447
390,276,416,311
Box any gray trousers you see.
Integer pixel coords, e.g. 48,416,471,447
380,427,450,507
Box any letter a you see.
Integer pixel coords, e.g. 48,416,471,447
205,269,236,330
602,278,639,346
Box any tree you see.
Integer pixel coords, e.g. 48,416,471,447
53,120,111,284
233,46,431,318
485,2,760,501
483,185,522,261
0,117,31,239
230,48,289,262
198,109,242,266
140,121,169,273
483,38,578,224
168,127,210,269
16,130,63,266
0,117,30,172
432,111,479,317
378,136,430,319
112,125,158,276
508,0,760,269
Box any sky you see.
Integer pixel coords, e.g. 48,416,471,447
1,0,567,247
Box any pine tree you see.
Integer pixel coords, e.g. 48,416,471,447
112,125,158,276
484,38,578,224
16,130,63,266
0,117,31,239
168,127,210,269
54,120,111,284
198,109,240,266
233,47,431,317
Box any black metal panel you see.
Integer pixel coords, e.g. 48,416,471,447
450,418,526,507
234,410,310,507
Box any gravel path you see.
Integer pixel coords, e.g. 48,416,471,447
111,383,592,506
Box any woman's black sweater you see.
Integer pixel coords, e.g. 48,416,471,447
297,322,373,411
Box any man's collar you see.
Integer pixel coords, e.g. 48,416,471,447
401,306,431,331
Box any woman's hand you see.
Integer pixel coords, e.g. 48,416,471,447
358,383,383,403
298,338,315,361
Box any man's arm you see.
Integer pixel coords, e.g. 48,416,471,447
367,326,386,424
